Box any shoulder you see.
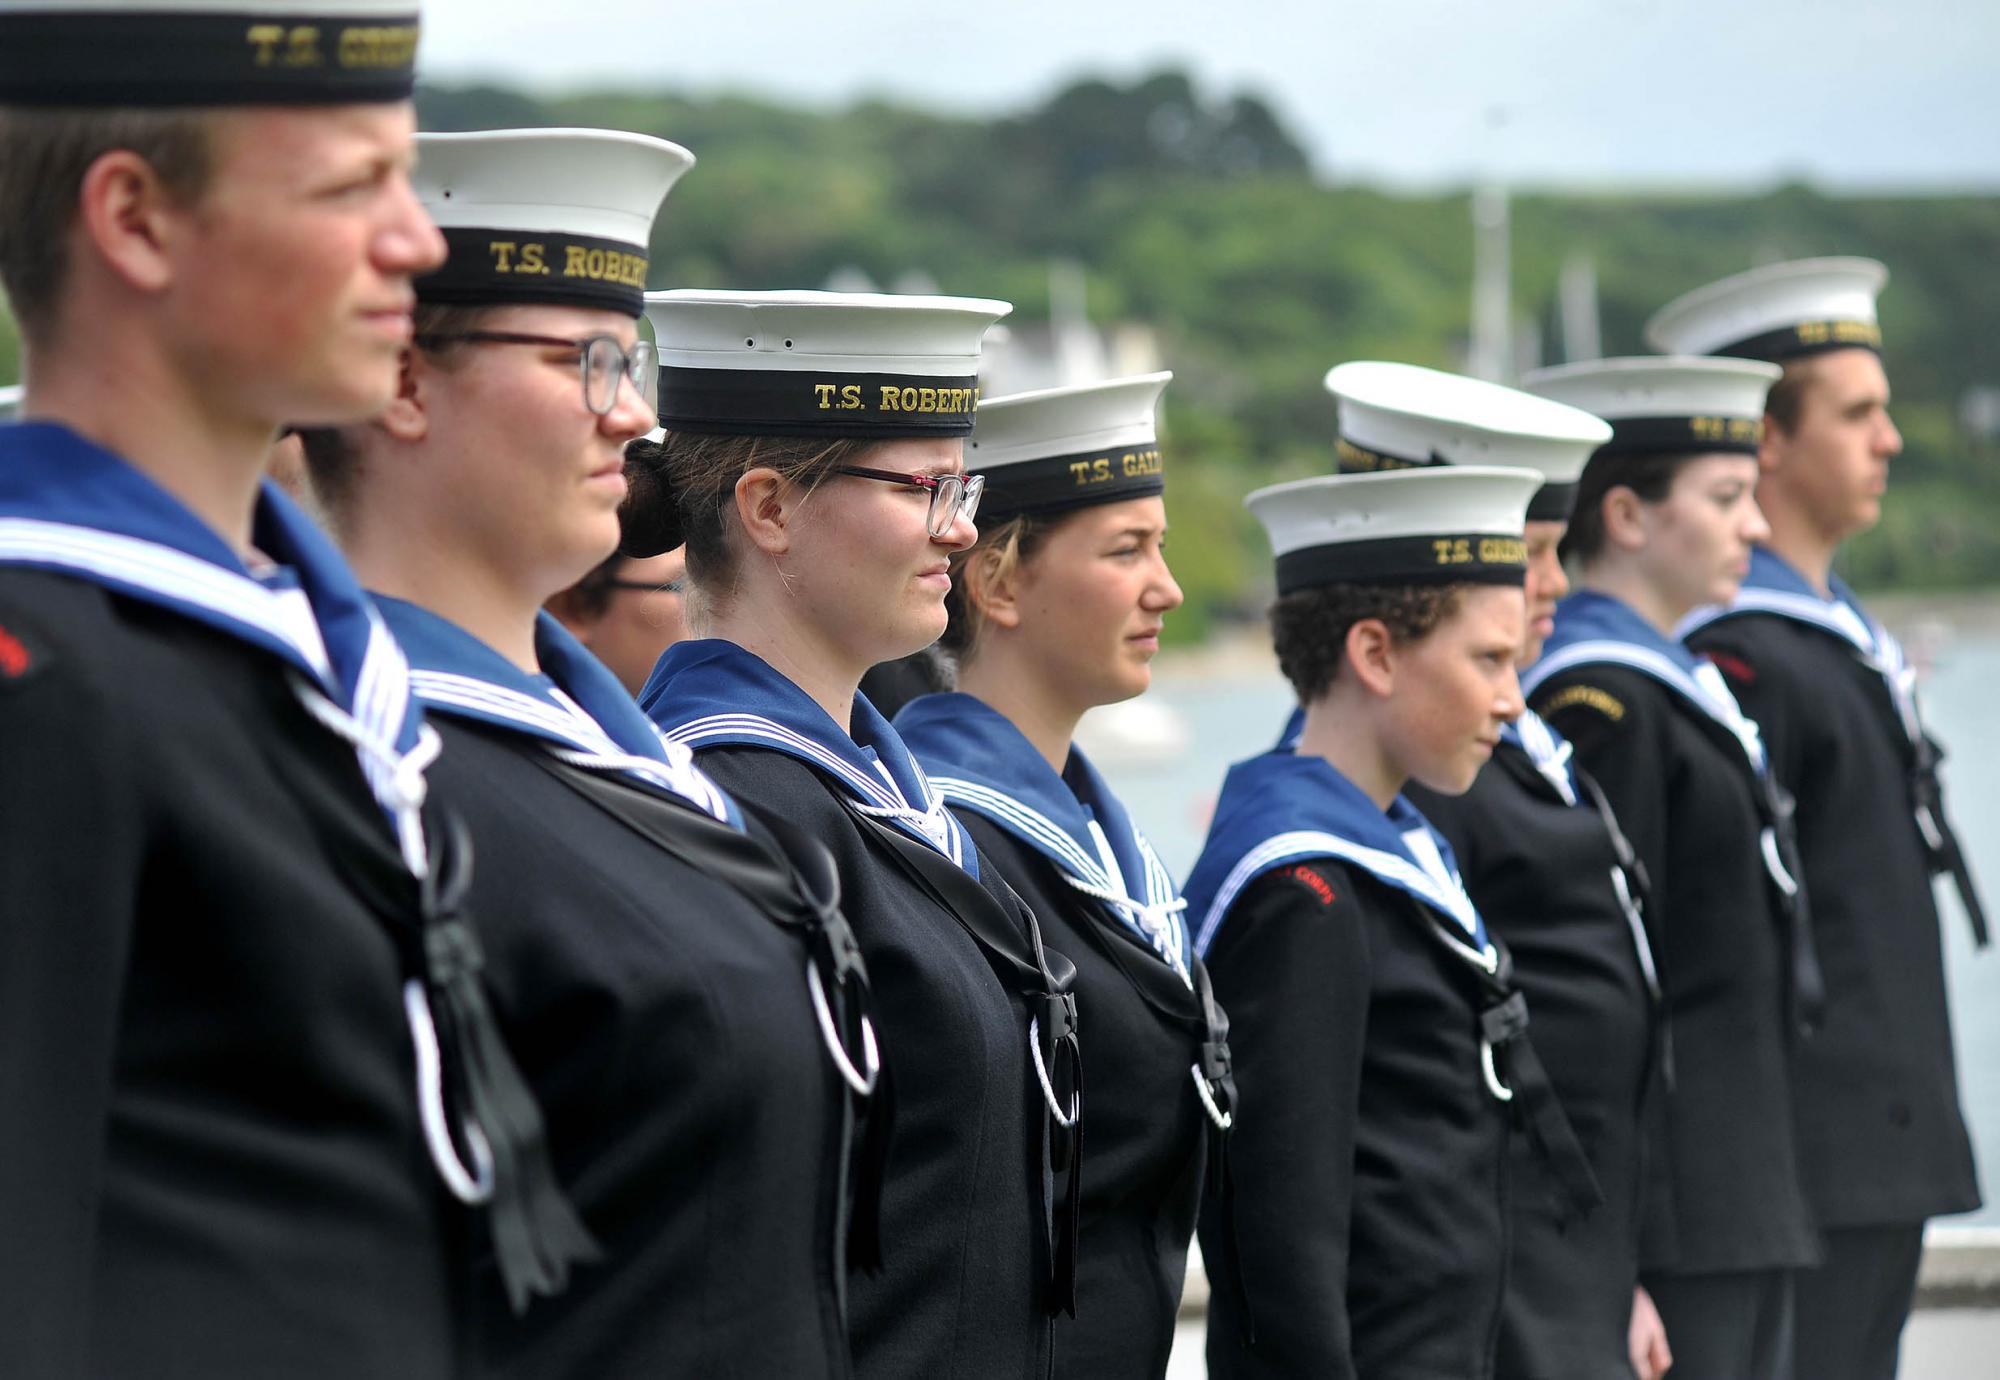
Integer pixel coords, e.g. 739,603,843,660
1686,612,1816,691
0,572,138,738
693,743,842,808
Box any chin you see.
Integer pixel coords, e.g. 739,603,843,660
1412,759,1481,798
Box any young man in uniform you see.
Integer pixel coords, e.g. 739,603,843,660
0,5,586,1375
1654,258,1985,1380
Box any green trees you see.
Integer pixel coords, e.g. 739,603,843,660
6,70,1991,627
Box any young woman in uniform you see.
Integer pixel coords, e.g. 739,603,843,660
633,288,1084,1380
299,130,882,1377
894,374,1237,1379
1187,465,1598,1379
1521,355,1821,1380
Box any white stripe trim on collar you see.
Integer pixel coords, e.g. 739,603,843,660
1193,827,1483,958
0,517,331,678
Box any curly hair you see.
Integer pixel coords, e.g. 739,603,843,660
1271,581,1468,703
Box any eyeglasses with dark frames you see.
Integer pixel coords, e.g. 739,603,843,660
413,331,658,420
832,465,985,538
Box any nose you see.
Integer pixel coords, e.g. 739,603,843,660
1743,494,1773,545
1145,549,1184,612
935,503,978,552
602,367,655,442
1879,408,1904,459
1495,664,1525,723
376,169,447,276
1528,544,1569,606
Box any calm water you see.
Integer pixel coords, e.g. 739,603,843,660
1085,615,2000,1228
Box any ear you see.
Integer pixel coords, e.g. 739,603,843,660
962,544,1025,632
1600,484,1650,553
1756,414,1787,477
733,466,794,557
375,348,429,443
1344,617,1397,698
75,150,186,295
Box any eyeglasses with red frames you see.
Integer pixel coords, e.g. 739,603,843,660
832,465,985,538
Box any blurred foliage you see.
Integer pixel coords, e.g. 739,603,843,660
5,71,1995,635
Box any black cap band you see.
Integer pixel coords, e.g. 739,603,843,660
1526,481,1577,523
1715,318,1882,363
418,227,649,317
0,10,419,106
1344,436,1573,522
657,365,979,438
978,445,1165,522
1275,533,1529,594
1595,413,1764,459
1336,436,1448,474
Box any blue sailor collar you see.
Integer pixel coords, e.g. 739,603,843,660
1281,701,1578,806
641,638,976,873
1680,546,1922,740
1185,749,1489,961
0,421,436,872
897,691,1191,983
375,597,736,826
1525,588,1768,774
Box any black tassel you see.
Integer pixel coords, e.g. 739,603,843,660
422,812,603,1314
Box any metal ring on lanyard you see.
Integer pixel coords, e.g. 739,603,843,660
806,961,881,1097
1479,1039,1515,1103
1028,1015,1079,1128
1190,1063,1234,1129
1759,827,1800,897
402,979,496,1204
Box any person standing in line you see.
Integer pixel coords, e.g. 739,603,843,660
1302,360,1671,1379
1521,354,1821,1380
546,536,691,696
0,5,586,1376
298,128,884,1377
633,289,1085,1380
1650,258,1983,1380
1187,465,1600,1379
896,373,1238,1380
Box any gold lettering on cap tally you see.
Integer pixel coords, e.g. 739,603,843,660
878,385,974,415
1433,537,1474,565
488,241,552,275
561,245,648,288
1479,537,1527,565
813,383,865,411
1689,416,1762,445
337,24,419,69
246,24,324,67
1122,448,1163,477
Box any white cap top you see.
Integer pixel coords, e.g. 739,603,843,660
1644,256,1887,360
1521,355,1783,457
417,128,692,248
648,289,1010,376
971,372,1171,467
968,372,1173,519
1326,360,1610,497
647,289,1012,438
1247,466,1542,592
413,129,691,316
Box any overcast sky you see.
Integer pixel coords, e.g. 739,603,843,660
418,0,2000,191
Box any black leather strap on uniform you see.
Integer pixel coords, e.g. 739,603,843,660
1576,767,1674,1092
837,799,1084,1317
1912,735,1991,949
1760,778,1827,1040
525,756,891,1280
1670,704,1827,1041
1407,914,1605,1223
416,809,604,1314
